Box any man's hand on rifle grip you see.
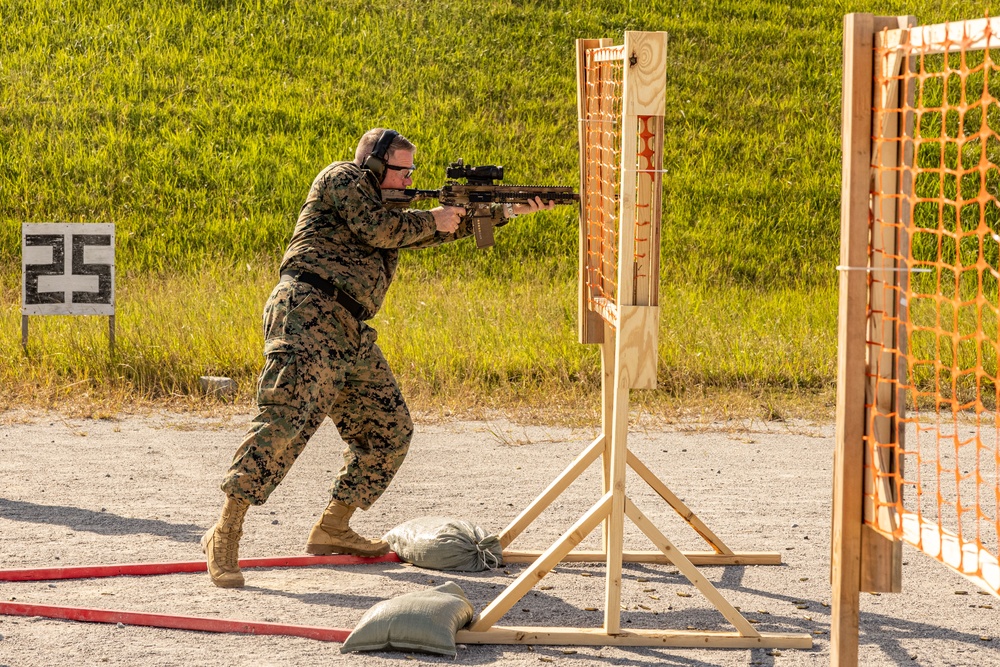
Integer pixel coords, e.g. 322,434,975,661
431,205,465,233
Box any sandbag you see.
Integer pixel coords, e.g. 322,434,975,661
384,516,502,572
340,581,475,657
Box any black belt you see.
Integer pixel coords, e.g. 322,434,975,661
280,270,368,320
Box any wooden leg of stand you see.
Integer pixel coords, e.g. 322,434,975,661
471,492,613,632
600,323,616,553
603,361,628,635
625,498,759,637
500,435,604,548
627,451,733,555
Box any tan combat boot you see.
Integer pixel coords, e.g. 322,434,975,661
305,500,390,557
201,496,250,588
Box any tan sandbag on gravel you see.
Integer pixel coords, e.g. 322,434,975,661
384,516,502,571
340,581,475,657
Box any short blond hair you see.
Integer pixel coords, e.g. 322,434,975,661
353,128,415,165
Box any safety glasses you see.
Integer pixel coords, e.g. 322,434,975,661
384,163,416,179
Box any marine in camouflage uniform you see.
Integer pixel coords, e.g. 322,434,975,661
201,129,522,589
221,159,488,510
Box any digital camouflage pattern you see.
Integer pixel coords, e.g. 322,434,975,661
223,161,503,509
280,161,502,318
222,278,413,508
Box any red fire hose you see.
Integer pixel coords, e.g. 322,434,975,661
0,552,401,582
0,601,352,642
0,552,403,640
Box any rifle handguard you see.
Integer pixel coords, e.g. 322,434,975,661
380,160,579,249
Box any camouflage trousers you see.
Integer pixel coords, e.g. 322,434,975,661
221,277,413,510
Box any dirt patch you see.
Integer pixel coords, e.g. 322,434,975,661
0,413,995,666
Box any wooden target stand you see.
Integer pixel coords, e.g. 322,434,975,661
457,32,810,650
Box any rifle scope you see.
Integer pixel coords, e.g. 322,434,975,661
446,160,503,184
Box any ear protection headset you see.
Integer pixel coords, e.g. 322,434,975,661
361,129,399,183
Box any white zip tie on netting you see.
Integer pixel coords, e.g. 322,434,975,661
836,266,933,273
581,168,669,173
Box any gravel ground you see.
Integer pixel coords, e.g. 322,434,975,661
0,411,997,667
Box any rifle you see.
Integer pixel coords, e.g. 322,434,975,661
382,159,579,248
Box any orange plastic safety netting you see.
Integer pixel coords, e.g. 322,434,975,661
867,18,1000,596
581,45,661,324
582,45,624,325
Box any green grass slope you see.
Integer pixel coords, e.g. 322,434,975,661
0,0,992,413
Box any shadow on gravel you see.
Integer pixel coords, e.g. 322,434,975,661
236,560,991,666
0,498,203,542
579,649,774,666
856,611,996,666
611,563,993,665
241,586,388,612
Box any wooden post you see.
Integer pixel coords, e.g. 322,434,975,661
894,17,917,569
832,13,876,667
21,315,28,352
109,315,116,354
616,30,667,383
601,31,668,634
603,345,629,634
601,320,616,553
861,16,915,594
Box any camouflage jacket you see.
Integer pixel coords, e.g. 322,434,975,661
280,161,502,319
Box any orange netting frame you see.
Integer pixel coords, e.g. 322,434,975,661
868,18,1000,596
582,45,659,324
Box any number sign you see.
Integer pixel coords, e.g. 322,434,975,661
22,223,115,316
